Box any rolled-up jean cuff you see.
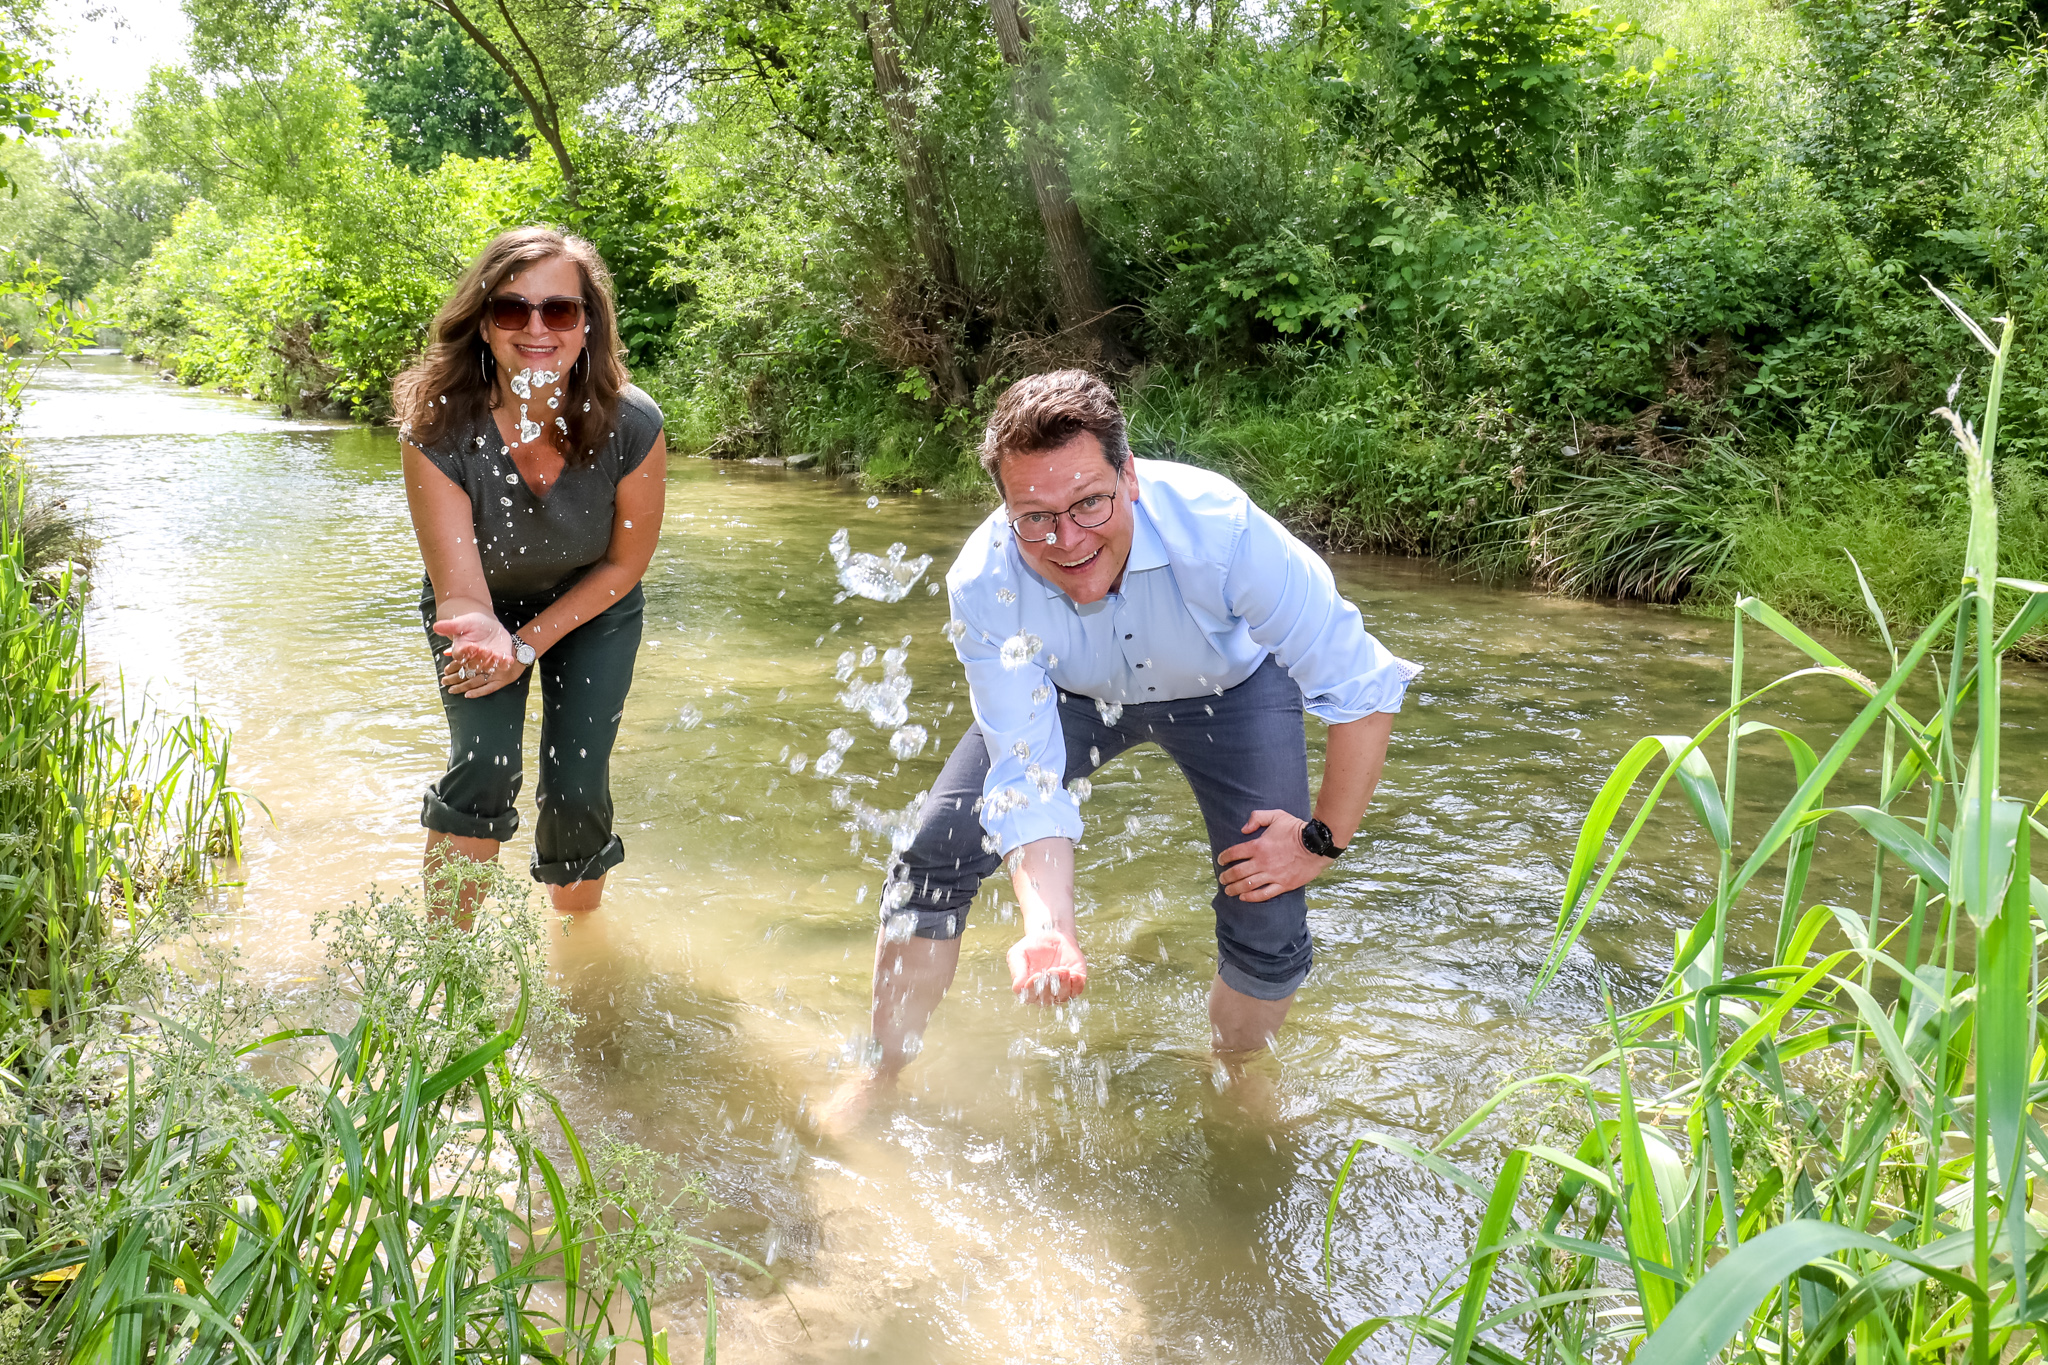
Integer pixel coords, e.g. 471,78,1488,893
530,835,625,887
1218,953,1309,1001
422,787,520,841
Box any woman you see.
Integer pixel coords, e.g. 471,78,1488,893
396,226,666,914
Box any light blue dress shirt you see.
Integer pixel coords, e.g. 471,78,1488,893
945,458,1422,854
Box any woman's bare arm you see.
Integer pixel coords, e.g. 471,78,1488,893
403,440,494,622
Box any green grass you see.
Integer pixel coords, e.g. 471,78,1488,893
3,865,718,1364
1695,462,2048,659
1323,292,2047,1365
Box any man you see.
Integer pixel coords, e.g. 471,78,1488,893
822,370,1418,1128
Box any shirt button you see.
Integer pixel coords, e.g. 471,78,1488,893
1148,686,1156,692
1124,633,1133,640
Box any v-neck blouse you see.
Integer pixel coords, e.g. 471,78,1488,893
417,385,663,601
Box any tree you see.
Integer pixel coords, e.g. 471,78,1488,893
987,0,1122,367
855,0,971,400
419,0,581,199
343,0,528,171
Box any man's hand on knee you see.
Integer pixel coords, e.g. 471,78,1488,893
1218,809,1333,903
1007,929,1087,1004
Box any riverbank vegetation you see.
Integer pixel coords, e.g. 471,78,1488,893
2,0,2046,640
1324,299,2045,1365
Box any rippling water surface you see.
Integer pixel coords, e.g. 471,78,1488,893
24,354,2048,1361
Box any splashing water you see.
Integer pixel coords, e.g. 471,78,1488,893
943,619,967,645
837,648,912,729
814,728,854,776
995,587,1017,604
1032,683,1052,705
1026,763,1060,801
889,725,928,759
1068,777,1093,803
999,632,1044,670
982,787,1029,818
677,704,703,729
1095,699,1124,726
507,368,559,401
828,528,932,603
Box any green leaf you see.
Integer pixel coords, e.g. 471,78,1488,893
1449,1149,1530,1365
1635,1220,1985,1365
1657,735,1728,851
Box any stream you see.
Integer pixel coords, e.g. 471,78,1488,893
23,351,2048,1362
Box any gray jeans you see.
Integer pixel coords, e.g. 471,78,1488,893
887,655,1314,1000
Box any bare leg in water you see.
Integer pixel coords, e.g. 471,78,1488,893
815,945,1291,1135
814,934,960,1134
1209,976,1294,1118
425,831,606,919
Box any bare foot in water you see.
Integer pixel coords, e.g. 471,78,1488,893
813,1071,894,1137
1210,1050,1282,1126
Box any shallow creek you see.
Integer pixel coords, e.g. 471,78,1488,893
24,353,2048,1361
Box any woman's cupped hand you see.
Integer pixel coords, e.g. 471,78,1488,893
435,613,525,697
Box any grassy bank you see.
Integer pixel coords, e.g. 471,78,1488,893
1319,298,2045,1365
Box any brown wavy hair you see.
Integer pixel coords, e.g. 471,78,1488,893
393,226,628,467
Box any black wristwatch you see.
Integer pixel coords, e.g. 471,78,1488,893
1301,817,1346,860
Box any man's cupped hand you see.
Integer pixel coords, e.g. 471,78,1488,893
1007,929,1088,1004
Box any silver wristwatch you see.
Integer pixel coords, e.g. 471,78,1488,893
512,637,536,668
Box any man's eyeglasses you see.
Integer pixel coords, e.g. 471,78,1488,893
1008,473,1121,544
487,294,586,333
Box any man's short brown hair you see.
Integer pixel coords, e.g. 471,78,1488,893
979,369,1129,495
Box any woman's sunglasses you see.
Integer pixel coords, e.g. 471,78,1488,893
487,294,586,332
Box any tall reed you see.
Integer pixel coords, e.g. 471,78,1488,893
1323,291,2045,1364
0,479,249,1034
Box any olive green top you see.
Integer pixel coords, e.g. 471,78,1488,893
417,385,663,603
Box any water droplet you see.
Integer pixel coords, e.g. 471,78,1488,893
506,473,519,484
998,632,1043,670
623,520,633,529
995,587,1017,604
1068,777,1093,803
866,495,880,509
815,728,855,776
1095,699,1123,726
826,528,931,602
889,725,928,759
677,704,702,729
500,496,513,507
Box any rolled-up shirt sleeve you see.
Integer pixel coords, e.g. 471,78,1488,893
1225,503,1422,721
951,599,1084,856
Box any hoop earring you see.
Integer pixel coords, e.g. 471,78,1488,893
572,349,589,381
479,347,495,386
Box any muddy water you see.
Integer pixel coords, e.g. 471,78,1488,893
25,353,2048,1361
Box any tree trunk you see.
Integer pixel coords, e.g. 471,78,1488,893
988,0,1123,368
859,0,970,402
431,0,580,204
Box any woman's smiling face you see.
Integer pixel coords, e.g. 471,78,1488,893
481,254,587,381
1003,430,1137,606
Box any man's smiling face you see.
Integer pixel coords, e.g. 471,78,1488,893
1002,430,1137,606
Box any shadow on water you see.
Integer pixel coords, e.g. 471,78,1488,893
23,353,2048,1362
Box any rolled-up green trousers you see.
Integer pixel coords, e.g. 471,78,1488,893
419,580,643,885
